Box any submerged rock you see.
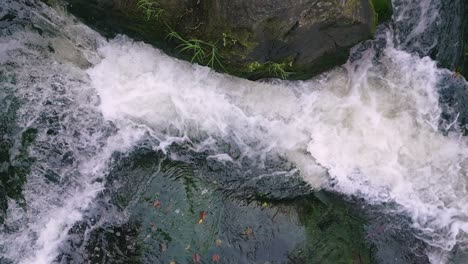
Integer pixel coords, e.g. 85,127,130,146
60,0,391,79
0,72,37,224
59,145,430,264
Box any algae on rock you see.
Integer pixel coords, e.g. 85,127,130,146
63,0,391,79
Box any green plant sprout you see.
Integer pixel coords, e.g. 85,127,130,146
180,39,206,63
137,0,164,21
222,33,228,47
248,61,293,79
167,29,225,70
222,33,238,47
206,44,226,71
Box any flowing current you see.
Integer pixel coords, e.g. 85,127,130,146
1,0,468,263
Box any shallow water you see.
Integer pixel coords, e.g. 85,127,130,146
1,0,468,263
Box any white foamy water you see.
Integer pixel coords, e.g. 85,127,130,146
88,34,468,259
0,2,147,263
393,0,441,52
1,0,468,263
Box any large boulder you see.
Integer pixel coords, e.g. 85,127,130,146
61,0,390,79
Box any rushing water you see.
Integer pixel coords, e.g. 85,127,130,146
1,0,468,263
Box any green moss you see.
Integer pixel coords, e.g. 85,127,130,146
0,106,37,223
0,81,37,220
217,29,258,63
369,0,392,31
64,0,377,81
290,194,373,263
40,0,59,7
255,193,373,263
21,128,38,147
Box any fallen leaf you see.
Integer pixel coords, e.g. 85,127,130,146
215,239,222,247
153,200,162,209
212,254,220,262
245,227,254,239
169,261,176,264
198,211,207,224
185,244,191,251
150,222,157,228
261,202,268,207
454,67,461,78
192,253,201,263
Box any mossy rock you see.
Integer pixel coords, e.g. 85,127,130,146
370,0,392,29
63,0,391,80
0,94,36,223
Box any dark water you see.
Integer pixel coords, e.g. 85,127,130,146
1,0,468,264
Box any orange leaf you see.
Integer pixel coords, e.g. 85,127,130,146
212,254,220,262
198,211,207,224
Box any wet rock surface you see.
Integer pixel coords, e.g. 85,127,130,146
2,1,460,263
55,145,430,264
391,0,468,132
60,0,382,79
0,64,37,225
407,0,468,79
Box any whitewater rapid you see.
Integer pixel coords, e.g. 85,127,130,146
1,0,468,263
89,34,468,259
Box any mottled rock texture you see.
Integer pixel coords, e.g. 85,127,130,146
61,0,389,79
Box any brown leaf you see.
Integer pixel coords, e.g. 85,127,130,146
198,211,207,224
245,227,254,239
454,67,461,78
153,200,162,209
